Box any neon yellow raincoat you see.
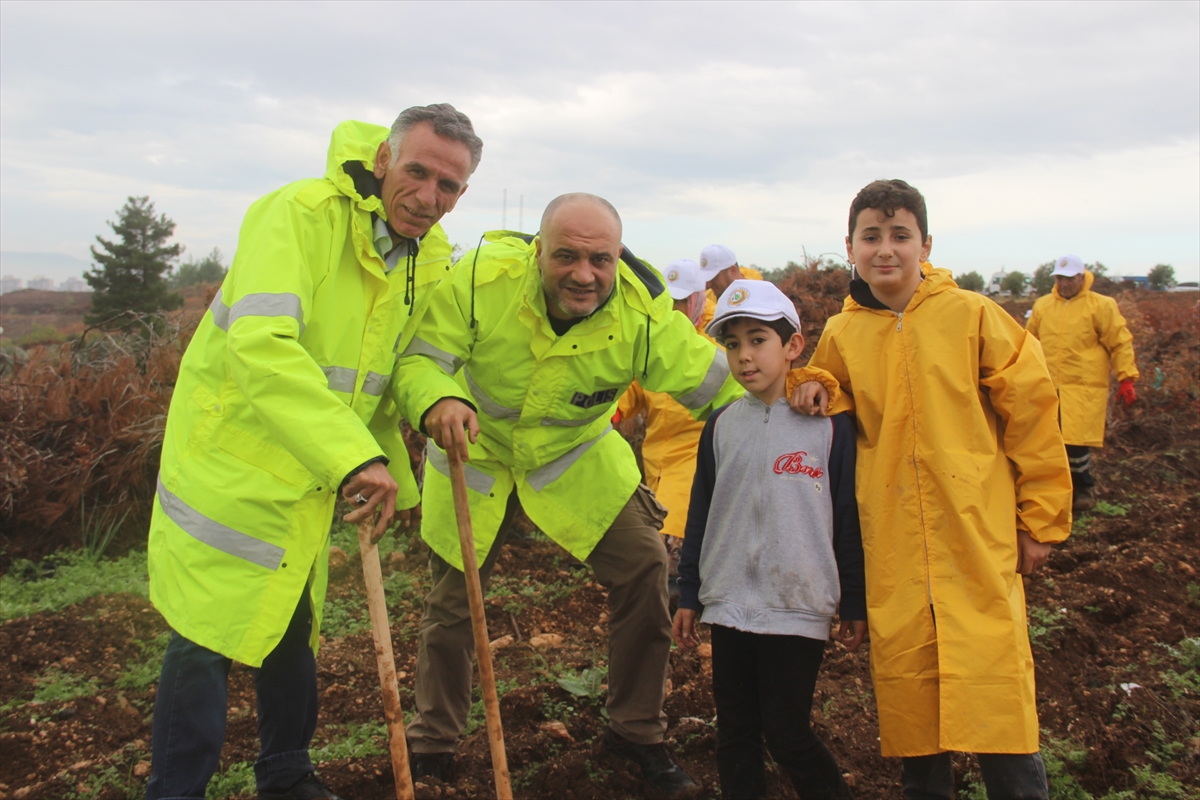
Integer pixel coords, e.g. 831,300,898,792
148,121,452,666
806,265,1072,756
1026,271,1138,448
393,234,743,569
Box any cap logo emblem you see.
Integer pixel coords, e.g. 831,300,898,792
667,269,679,282
728,288,748,306
1059,258,1068,268
700,257,708,267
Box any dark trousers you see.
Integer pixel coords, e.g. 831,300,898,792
145,590,319,799
902,752,1048,800
1066,445,1094,492
710,624,851,800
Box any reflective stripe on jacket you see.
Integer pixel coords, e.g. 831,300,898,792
1026,271,1138,447
807,265,1072,756
148,120,452,667
394,233,743,569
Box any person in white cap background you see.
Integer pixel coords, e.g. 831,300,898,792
697,244,764,332
675,278,866,799
1027,253,1139,510
616,258,714,597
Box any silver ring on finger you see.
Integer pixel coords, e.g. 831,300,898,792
354,492,368,505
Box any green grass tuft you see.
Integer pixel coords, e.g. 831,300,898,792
0,550,148,621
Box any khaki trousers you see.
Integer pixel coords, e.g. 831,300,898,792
406,485,672,752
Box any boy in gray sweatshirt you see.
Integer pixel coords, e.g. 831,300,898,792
674,280,867,800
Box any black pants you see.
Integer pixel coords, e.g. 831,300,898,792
902,752,1048,799
1066,444,1094,492
710,625,851,799
145,589,318,799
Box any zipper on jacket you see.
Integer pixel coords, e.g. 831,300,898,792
896,310,904,332
751,402,770,620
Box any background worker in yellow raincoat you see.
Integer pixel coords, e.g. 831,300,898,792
697,243,764,331
145,105,481,800
616,258,714,596
794,180,1072,800
1027,254,1139,511
394,194,746,798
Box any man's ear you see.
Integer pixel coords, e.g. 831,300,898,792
373,142,390,179
921,234,933,262
534,236,543,260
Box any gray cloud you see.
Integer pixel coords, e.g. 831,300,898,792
2,0,1196,280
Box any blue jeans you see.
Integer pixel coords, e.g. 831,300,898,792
145,590,319,799
902,752,1049,800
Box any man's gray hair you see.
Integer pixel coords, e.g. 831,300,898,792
540,193,622,237
388,103,483,175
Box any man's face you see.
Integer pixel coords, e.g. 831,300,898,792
373,122,473,239
536,201,622,320
1055,273,1085,299
708,265,741,298
846,207,932,295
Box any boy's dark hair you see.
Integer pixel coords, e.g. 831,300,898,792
848,179,928,242
720,316,797,345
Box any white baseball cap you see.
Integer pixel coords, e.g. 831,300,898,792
1052,254,1085,277
699,244,737,281
663,259,706,300
705,279,801,338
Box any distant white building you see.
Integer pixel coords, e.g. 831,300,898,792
1,275,22,294
27,276,55,291
61,276,89,292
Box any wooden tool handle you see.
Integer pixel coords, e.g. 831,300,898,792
448,451,513,799
357,520,417,800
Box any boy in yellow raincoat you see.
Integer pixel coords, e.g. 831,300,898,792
616,258,714,596
793,180,1072,799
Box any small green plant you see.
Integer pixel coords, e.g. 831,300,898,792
1187,583,1200,608
32,665,99,705
583,758,612,783
321,596,369,638
116,631,172,692
463,678,518,736
1071,514,1092,537
557,667,606,701
80,496,131,563
1028,606,1068,648
206,761,256,799
0,549,148,620
1157,638,1199,700
1093,501,1130,517
311,721,387,761
64,762,142,799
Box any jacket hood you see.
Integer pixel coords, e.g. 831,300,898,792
843,262,951,313
324,120,388,217
1051,269,1095,300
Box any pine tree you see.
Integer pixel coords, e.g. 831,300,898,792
85,196,184,328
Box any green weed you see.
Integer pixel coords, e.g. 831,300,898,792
1028,606,1068,649
116,631,171,692
1158,637,1199,700
205,761,256,799
1093,501,1130,517
1187,583,1200,609
0,549,148,620
583,758,612,783
463,678,518,736
321,596,369,638
33,665,99,705
556,667,606,702
1071,514,1092,537
79,496,132,563
311,721,387,761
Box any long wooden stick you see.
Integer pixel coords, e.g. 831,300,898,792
448,449,513,800
357,520,416,800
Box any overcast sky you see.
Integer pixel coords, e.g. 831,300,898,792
2,0,1198,283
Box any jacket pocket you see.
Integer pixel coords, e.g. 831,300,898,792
215,424,316,489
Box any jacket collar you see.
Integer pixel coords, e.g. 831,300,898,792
844,262,950,314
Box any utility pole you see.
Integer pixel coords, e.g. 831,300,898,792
502,189,507,230
519,195,524,232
